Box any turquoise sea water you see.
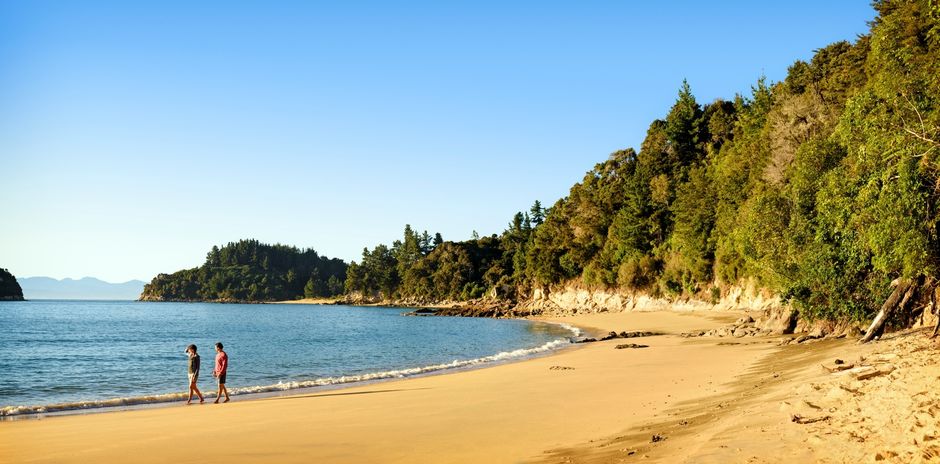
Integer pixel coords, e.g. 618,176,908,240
0,301,577,416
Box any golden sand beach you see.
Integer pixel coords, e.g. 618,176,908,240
3,309,937,463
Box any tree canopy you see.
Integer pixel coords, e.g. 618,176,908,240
142,2,940,326
340,1,940,323
141,239,347,302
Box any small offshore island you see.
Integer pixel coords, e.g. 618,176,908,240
139,239,348,303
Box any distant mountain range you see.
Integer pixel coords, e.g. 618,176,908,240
19,277,146,300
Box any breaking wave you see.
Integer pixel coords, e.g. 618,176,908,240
1,322,580,418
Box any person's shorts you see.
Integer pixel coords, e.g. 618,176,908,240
218,373,226,385
188,373,198,384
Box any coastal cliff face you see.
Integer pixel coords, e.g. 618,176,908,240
400,279,939,338
0,268,25,301
506,281,801,334
508,282,937,337
360,279,800,331
517,281,783,315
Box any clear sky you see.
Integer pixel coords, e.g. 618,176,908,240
1,1,875,283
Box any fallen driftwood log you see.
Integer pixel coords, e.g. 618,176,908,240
861,276,940,342
862,278,916,342
821,362,856,373
615,343,649,349
933,286,940,338
791,414,831,424
850,365,895,380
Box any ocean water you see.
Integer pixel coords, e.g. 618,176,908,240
0,300,577,416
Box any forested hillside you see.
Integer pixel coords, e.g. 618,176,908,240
141,239,347,302
346,0,940,324
142,1,939,328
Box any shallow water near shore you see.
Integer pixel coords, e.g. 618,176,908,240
0,300,577,416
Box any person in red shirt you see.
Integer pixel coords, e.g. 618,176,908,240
213,342,230,403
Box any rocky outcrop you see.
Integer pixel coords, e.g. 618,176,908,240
433,300,527,318
683,315,787,338
757,306,799,334
576,331,664,344
341,291,384,305
387,281,804,334
0,268,25,301
138,296,268,304
427,280,874,337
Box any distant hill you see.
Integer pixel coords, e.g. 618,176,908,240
0,268,25,301
19,277,146,300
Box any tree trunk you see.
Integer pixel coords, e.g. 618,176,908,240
932,286,939,338
862,278,914,342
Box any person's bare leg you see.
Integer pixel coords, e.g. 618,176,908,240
222,384,230,402
214,384,222,403
187,386,194,405
193,383,204,403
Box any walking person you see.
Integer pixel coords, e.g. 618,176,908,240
185,344,205,404
213,342,230,403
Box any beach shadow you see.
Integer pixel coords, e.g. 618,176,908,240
259,387,431,402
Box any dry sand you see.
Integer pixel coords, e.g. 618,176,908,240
541,326,940,464
3,309,938,463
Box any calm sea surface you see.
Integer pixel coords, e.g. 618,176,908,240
0,300,576,415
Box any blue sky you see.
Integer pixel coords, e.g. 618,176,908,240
1,1,875,282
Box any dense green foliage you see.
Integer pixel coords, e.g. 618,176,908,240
347,1,940,322
142,239,347,301
142,2,938,322
0,268,25,300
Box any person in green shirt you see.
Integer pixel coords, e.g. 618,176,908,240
185,344,205,404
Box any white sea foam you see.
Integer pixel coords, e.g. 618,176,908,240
553,322,582,338
0,324,581,418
